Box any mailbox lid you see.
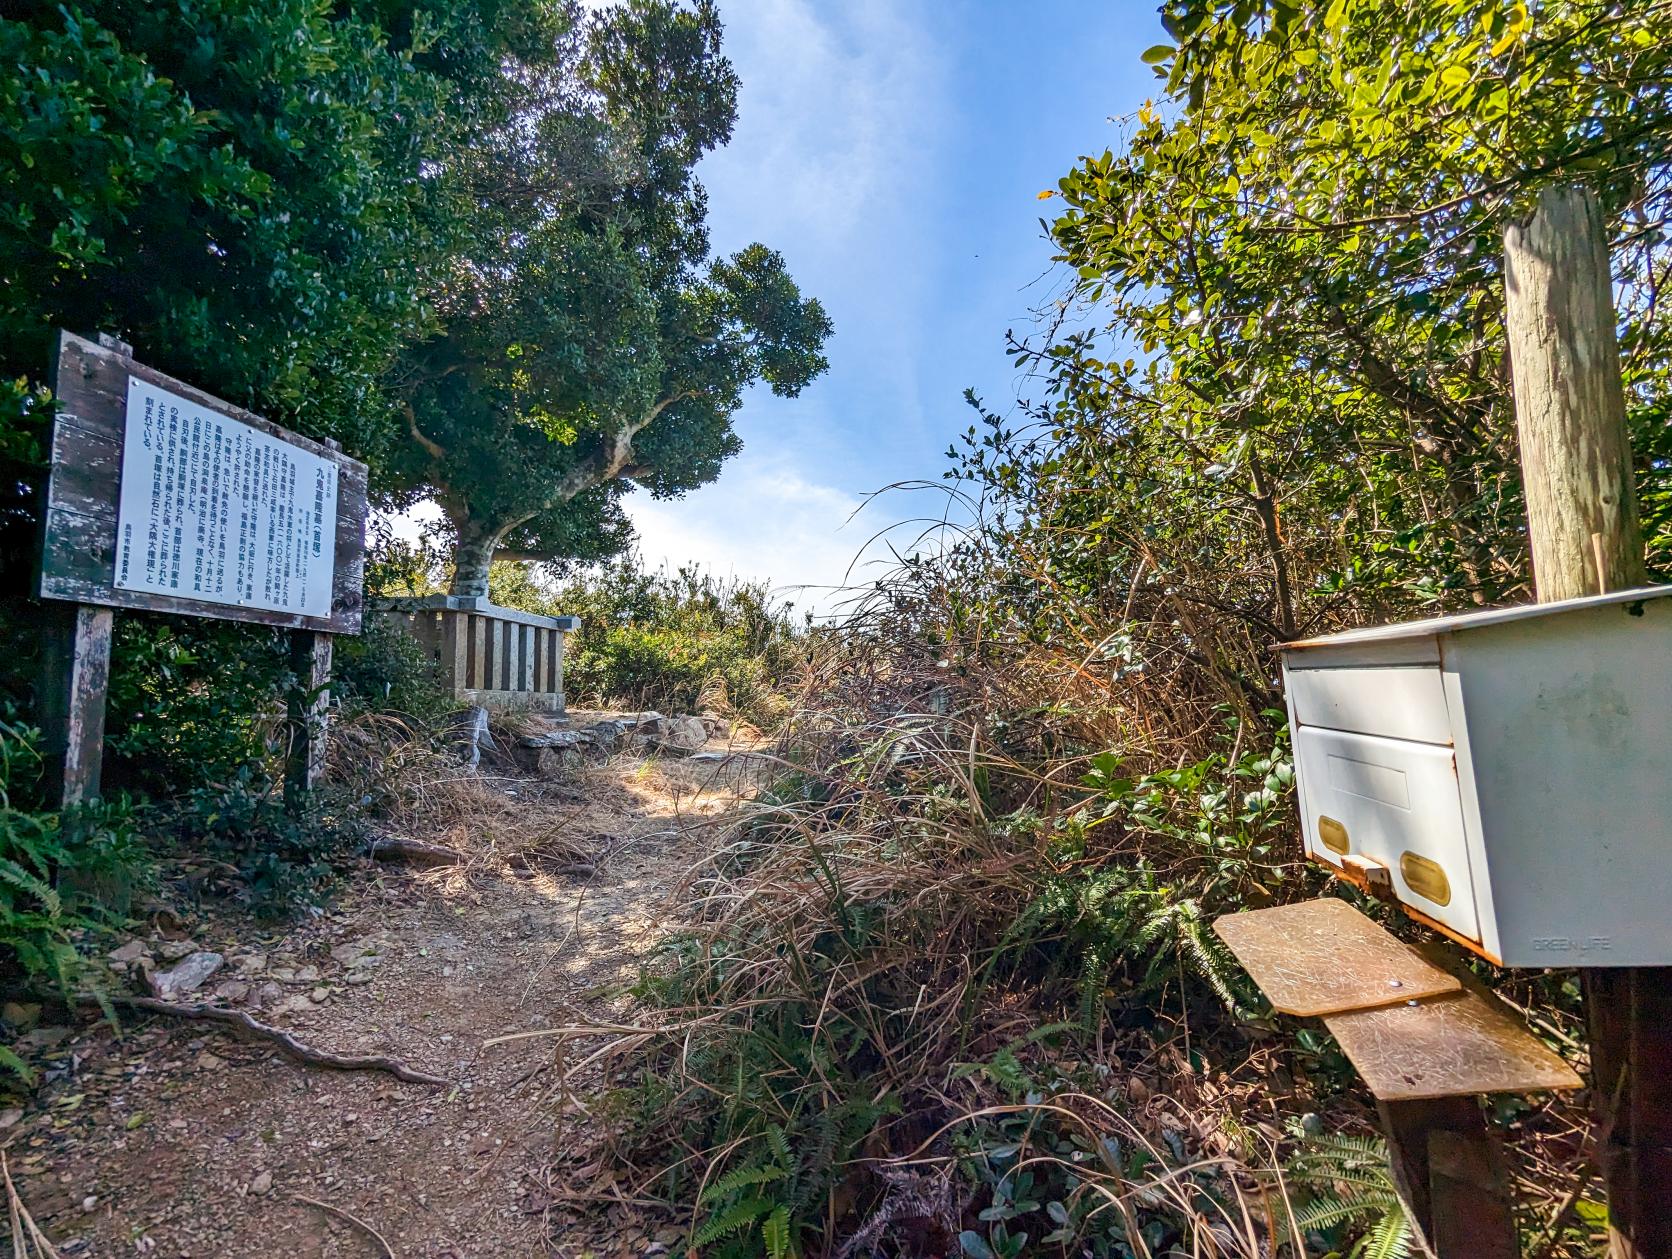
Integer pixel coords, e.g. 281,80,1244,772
1286,664,1453,745
1294,726,1481,944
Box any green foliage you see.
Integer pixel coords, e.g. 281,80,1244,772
946,1052,1283,1258
0,714,144,1063
170,771,364,920
628,932,888,1259
332,612,451,726
1013,0,1672,659
0,0,555,459
387,1,833,591
994,719,1302,1033
103,616,291,796
551,560,803,723
691,1142,793,1254
1285,1132,1413,1258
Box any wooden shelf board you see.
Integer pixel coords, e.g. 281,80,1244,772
1214,898,1461,1017
1325,986,1583,1101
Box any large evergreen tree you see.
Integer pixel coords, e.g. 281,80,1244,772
384,0,833,595
0,0,559,455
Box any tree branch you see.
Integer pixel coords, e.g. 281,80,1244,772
401,402,449,465
536,390,697,509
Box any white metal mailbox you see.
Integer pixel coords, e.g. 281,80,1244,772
1281,586,1672,967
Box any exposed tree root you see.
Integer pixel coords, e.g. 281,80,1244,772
292,1193,398,1257
92,996,451,1087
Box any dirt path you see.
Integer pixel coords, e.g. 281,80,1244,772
3,725,768,1258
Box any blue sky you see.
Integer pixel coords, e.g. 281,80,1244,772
623,0,1165,614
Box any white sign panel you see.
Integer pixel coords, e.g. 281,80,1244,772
113,377,339,618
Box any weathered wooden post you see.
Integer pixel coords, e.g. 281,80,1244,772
284,629,334,810
1502,184,1671,1259
38,603,115,809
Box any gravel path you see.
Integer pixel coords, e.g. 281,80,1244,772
2,732,767,1257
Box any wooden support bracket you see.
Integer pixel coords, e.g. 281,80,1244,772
1218,899,1582,1258
1379,1096,1518,1259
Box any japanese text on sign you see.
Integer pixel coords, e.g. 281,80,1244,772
113,378,339,618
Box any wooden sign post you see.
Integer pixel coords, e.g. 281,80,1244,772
35,331,368,812
1503,185,1672,1259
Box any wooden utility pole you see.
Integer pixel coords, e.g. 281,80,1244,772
1503,183,1671,1259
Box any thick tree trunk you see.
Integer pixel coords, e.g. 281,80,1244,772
449,527,501,597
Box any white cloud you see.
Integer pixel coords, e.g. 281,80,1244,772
623,452,893,618
699,0,949,461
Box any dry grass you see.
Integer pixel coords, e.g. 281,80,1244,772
327,710,593,868
528,547,1598,1256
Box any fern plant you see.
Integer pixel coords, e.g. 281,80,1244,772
1283,1132,1414,1258
691,1126,797,1258
0,714,143,1081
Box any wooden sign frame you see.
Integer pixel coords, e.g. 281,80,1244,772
39,330,368,634
33,331,368,811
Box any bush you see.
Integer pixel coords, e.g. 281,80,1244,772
0,713,144,1076
543,560,805,724
331,612,452,726
102,615,294,797
166,769,365,920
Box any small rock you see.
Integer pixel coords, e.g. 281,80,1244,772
343,972,373,987
326,936,382,969
518,729,594,750
195,1051,226,1071
231,953,268,976
155,940,198,962
18,1026,70,1051
308,987,331,1004
647,715,707,754
211,980,251,1003
2,1002,42,1032
248,1171,273,1196
0,1107,24,1129
81,1195,97,1213
293,965,321,984
585,720,627,753
531,746,583,778
106,940,151,966
252,982,285,1009
148,952,224,1000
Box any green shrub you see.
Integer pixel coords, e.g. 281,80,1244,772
332,612,452,725
168,769,365,920
0,714,144,1075
544,560,804,723
104,615,292,796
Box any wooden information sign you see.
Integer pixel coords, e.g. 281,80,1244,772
41,331,367,633
35,331,369,809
